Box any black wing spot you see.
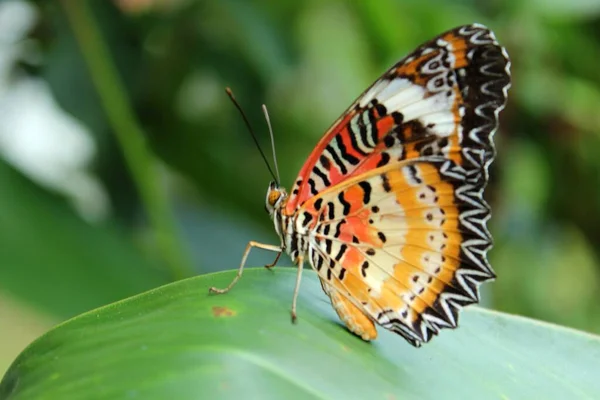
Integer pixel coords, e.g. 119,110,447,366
338,192,351,216
325,239,333,254
327,202,335,220
325,144,348,175
334,220,346,238
376,152,391,167
368,114,380,145
374,102,387,117
302,211,312,227
361,261,369,277
371,205,379,213
378,232,387,243
384,134,395,148
335,134,360,165
366,248,376,256
313,166,331,186
392,111,404,125
357,113,373,151
422,146,434,156
335,244,348,261
308,178,317,195
407,165,423,184
319,154,331,170
382,174,392,192
349,117,369,156
314,198,323,211
358,181,372,205
316,255,324,271
290,232,298,255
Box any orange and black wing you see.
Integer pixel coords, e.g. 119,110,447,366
292,24,510,346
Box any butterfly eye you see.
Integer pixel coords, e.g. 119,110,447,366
268,190,281,207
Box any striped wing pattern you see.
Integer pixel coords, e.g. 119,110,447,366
288,24,511,346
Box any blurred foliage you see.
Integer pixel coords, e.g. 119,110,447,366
1,0,600,376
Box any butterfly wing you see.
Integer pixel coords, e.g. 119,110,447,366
285,24,510,214
291,24,510,346
304,159,491,345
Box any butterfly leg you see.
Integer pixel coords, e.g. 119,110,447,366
264,251,282,271
320,279,378,341
290,256,304,324
208,241,281,295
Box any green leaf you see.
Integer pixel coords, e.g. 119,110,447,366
2,269,599,399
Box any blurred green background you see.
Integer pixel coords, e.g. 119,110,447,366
1,0,600,376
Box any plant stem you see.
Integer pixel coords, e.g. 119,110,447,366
61,0,192,280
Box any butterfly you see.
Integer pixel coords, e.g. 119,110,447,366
210,23,511,347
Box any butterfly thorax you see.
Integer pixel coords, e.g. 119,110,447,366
265,182,309,263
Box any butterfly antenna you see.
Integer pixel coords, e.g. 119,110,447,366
262,104,281,185
225,88,278,184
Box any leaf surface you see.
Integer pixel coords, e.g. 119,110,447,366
2,268,599,399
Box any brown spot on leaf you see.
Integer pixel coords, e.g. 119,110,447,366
212,306,236,317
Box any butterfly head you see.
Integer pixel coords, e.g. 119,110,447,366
265,181,287,215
